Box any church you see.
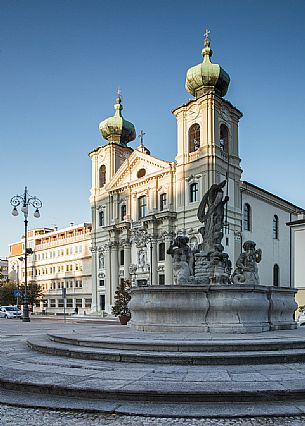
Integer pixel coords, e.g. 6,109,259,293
89,33,303,314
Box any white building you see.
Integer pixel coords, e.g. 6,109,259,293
287,216,305,308
0,258,8,282
8,223,92,314
89,34,304,314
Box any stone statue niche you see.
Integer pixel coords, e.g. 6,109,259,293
195,180,231,284
232,240,262,285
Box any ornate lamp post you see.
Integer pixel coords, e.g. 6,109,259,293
10,187,42,322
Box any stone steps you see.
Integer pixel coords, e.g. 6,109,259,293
27,335,305,365
3,324,305,417
48,332,305,352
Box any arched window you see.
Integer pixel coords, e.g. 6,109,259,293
99,165,106,188
190,182,199,202
273,264,280,287
188,123,200,153
273,215,279,239
243,203,251,231
220,124,229,154
159,242,165,261
99,210,104,227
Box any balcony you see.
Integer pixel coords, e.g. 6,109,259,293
35,233,91,250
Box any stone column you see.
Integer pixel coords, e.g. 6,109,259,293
132,194,138,222
90,246,98,313
104,244,111,312
110,242,119,307
164,235,173,285
151,239,158,285
123,242,131,280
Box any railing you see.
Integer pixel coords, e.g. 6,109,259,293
188,151,200,161
45,288,85,295
35,233,91,250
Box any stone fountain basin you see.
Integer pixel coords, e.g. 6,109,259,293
129,284,297,333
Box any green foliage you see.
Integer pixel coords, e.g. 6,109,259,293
111,280,131,317
0,281,17,306
19,282,44,306
0,280,44,308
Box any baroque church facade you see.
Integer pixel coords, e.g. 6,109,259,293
89,34,303,314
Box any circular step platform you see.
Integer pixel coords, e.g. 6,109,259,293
28,325,305,364
2,324,305,417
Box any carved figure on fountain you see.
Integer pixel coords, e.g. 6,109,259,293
197,180,229,254
195,180,231,284
232,240,262,285
167,236,193,284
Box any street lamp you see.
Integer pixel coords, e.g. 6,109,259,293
10,186,42,322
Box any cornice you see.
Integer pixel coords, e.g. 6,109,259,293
241,181,305,214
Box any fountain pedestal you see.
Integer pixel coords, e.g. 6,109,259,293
128,284,297,333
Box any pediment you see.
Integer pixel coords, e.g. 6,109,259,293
106,150,171,191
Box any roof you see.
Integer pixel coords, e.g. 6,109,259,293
286,218,305,227
241,181,305,213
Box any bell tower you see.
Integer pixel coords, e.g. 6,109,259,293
173,31,243,262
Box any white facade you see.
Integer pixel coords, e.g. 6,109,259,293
8,224,92,314
287,217,305,308
242,182,297,287
0,258,8,282
89,40,303,314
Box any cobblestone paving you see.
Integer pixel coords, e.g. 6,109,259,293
1,405,305,426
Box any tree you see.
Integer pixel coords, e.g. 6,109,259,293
0,281,17,306
111,280,131,317
19,282,44,307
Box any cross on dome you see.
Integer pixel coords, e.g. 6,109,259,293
204,28,210,46
138,130,146,147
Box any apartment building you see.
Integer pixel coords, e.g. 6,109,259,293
8,223,92,314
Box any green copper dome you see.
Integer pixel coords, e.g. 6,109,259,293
185,32,230,99
99,95,136,146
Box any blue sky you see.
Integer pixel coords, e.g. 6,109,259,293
1,0,305,257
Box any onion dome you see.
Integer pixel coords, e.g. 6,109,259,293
99,94,136,146
185,31,230,99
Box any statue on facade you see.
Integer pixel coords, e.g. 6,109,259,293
138,249,146,271
197,180,229,254
167,236,193,284
232,240,262,285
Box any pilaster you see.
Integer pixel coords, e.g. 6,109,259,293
110,241,119,305
123,241,132,280
90,245,98,313
164,233,174,284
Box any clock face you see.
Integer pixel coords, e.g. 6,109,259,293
189,104,199,119
221,107,231,122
